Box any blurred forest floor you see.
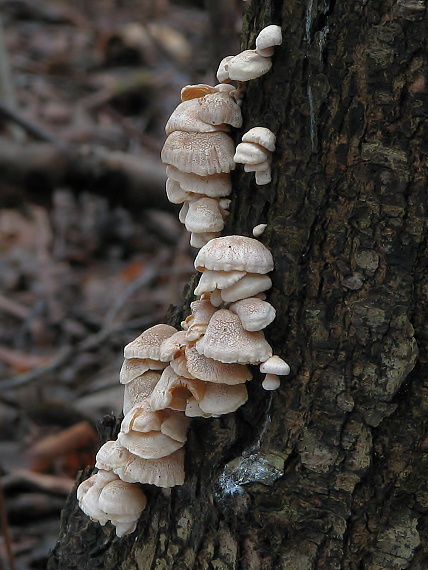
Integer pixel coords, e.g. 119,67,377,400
0,1,241,568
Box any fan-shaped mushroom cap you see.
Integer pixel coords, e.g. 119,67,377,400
198,382,248,415
242,127,276,152
160,409,190,442
115,448,185,487
195,309,272,364
262,373,281,390
183,299,218,340
95,440,132,471
234,142,270,165
159,330,190,362
123,370,162,414
184,197,226,233
181,83,217,101
161,131,236,176
259,355,291,375
198,92,242,128
118,429,184,459
120,358,166,385
255,169,272,185
124,324,177,360
185,398,212,417
194,269,246,296
166,166,232,197
221,273,273,303
121,402,163,434
185,345,252,384
189,232,220,248
229,297,276,331
150,365,206,411
98,479,147,516
166,178,191,204
216,55,234,82
227,50,272,81
255,25,282,54
170,353,195,378
194,235,274,273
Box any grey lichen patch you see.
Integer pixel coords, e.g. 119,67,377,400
368,514,420,569
297,428,339,473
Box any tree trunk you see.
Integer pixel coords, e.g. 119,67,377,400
48,0,428,568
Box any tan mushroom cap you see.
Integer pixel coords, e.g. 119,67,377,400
180,83,217,101
262,373,281,390
234,142,270,165
185,398,212,417
121,402,163,434
123,370,162,414
195,309,272,364
255,25,282,54
150,365,206,411
198,382,248,415
123,324,178,360
115,448,185,487
229,297,276,331
242,127,276,152
161,131,236,176
259,355,291,375
184,197,226,233
221,273,273,303
120,358,166,385
227,50,272,81
159,330,190,362
118,429,184,459
160,409,190,442
166,166,232,197
170,353,195,378
194,235,274,273
95,440,132,471
185,345,252,384
194,269,246,296
198,92,242,128
98,479,147,515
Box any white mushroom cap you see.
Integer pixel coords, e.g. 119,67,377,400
79,485,110,525
149,365,206,412
229,297,276,331
255,169,272,185
242,127,276,152
166,166,232,197
183,300,218,340
121,402,163,434
178,201,189,224
165,178,191,204
180,83,217,101
113,520,139,538
209,288,224,307
262,374,281,390
194,269,246,295
195,309,272,364
185,345,252,384
123,370,162,414
95,440,132,471
115,448,185,487
255,25,282,54
194,236,274,273
98,479,147,516
234,142,270,165
243,161,270,172
159,330,190,362
216,55,234,82
118,429,184,459
189,232,221,248
220,273,273,303
161,131,236,176
259,355,291,375
253,224,267,237
120,358,166,385
227,50,272,81
184,197,226,233
197,382,248,415
123,324,178,360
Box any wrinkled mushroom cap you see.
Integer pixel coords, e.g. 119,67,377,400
195,309,272,364
185,345,252,384
227,50,272,81
159,330,190,362
242,127,276,152
121,402,163,434
194,235,274,273
115,448,185,487
124,324,177,360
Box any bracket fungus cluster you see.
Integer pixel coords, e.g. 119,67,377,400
77,24,289,537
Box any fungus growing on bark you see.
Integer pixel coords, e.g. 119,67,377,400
255,25,283,57
235,127,276,186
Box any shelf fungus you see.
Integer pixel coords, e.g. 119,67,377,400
235,127,276,185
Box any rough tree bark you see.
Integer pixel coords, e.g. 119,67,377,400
48,0,428,568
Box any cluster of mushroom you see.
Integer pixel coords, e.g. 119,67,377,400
160,83,242,248
234,126,276,185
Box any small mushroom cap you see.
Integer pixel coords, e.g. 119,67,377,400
227,50,272,81
208,288,224,307
253,224,267,237
198,382,248,415
121,402,163,434
95,440,132,471
181,83,217,101
159,330,190,362
242,127,276,152
98,480,147,515
150,365,206,411
170,353,195,378
160,409,190,442
262,373,281,390
259,355,291,375
161,131,236,176
184,197,226,233
255,169,272,185
216,55,234,82
115,448,185,487
221,273,273,303
194,269,246,296
124,324,178,360
123,370,162,415
194,235,274,273
195,309,272,364
113,520,138,538
120,358,166,385
79,485,110,525
255,25,282,52
183,300,218,339
189,232,221,248
166,166,232,197
234,142,270,165
166,101,229,135
166,178,191,204
198,92,242,128
185,345,252,384
229,297,276,331
118,429,185,459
